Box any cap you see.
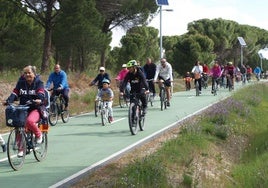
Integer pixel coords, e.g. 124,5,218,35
99,67,105,71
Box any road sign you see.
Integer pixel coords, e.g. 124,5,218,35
156,0,169,6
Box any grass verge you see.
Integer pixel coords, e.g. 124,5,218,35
72,83,268,187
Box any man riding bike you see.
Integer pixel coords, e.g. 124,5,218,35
120,60,149,115
154,58,173,106
46,64,70,111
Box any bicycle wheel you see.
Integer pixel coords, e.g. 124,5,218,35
7,129,26,171
160,88,164,111
149,93,154,107
186,82,190,91
48,102,58,126
101,108,108,126
33,132,48,161
119,95,124,108
195,81,199,96
214,83,217,96
139,110,145,131
164,91,167,109
128,103,139,135
228,78,232,91
61,110,69,123
94,100,100,117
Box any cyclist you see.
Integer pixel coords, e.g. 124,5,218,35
0,134,6,152
89,67,110,99
154,58,173,106
3,65,46,148
115,64,130,100
210,61,222,94
143,57,156,98
253,66,261,81
191,60,203,94
46,64,70,111
225,62,235,89
98,79,114,122
183,71,192,90
246,65,252,82
240,64,247,83
120,60,149,115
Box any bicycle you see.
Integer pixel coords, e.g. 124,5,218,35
226,74,233,91
48,89,70,126
119,85,130,108
195,79,200,96
99,100,112,126
5,103,49,171
184,77,191,91
201,73,208,89
157,80,168,111
128,93,145,135
146,79,154,107
94,96,101,117
211,77,219,96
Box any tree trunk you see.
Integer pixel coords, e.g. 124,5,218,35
41,25,52,73
100,49,106,67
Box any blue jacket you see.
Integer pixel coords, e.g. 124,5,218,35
46,70,69,89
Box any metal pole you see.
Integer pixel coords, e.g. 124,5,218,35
160,5,163,59
260,57,263,71
241,46,243,67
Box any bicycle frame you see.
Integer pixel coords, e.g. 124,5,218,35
48,90,69,126
212,77,219,96
146,79,154,107
128,93,145,135
158,80,167,110
195,79,200,96
100,101,111,126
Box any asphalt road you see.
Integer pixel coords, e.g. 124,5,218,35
0,82,246,188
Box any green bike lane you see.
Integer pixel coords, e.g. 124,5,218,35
0,83,244,188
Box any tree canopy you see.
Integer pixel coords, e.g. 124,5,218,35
1,1,268,76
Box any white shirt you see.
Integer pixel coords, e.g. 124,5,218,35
154,62,173,81
191,65,203,74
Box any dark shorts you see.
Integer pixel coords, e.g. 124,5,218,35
158,76,171,87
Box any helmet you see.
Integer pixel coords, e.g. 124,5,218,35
126,60,138,68
228,62,233,65
102,79,110,84
99,67,105,71
122,64,127,68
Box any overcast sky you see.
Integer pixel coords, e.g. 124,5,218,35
111,0,268,48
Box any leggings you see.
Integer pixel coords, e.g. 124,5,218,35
26,109,42,138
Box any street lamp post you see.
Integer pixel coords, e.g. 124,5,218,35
159,7,173,59
160,5,163,59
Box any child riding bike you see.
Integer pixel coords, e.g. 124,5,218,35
97,79,114,122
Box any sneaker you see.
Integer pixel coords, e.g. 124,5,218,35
1,144,6,152
36,135,43,144
167,102,170,107
64,106,69,111
108,116,114,122
17,151,24,158
211,90,214,94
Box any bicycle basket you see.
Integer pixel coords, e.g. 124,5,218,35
5,105,29,127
